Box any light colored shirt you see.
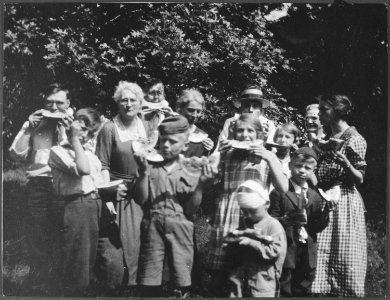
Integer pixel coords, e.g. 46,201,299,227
290,179,309,242
113,115,147,142
290,180,309,203
9,120,67,178
48,143,104,196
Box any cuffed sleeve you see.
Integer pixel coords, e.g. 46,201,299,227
9,121,31,161
247,229,286,261
49,146,79,176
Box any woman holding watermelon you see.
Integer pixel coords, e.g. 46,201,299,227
94,81,151,295
176,88,215,157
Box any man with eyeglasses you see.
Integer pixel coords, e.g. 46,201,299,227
9,83,73,289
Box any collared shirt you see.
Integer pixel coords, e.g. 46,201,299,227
147,155,200,215
9,120,67,178
290,179,309,242
290,179,309,204
48,142,104,196
113,115,147,142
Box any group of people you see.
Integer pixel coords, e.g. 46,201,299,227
9,79,368,297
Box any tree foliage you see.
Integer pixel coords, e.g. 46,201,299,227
4,3,303,149
3,2,387,219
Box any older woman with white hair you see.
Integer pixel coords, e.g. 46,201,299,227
95,81,148,294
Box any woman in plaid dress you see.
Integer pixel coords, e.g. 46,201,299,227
311,94,367,297
205,114,288,297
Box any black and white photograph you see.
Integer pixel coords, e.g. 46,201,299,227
2,1,387,298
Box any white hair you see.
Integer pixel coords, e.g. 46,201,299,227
176,88,205,111
306,103,319,112
113,81,144,103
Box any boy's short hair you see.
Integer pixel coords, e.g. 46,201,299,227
273,123,300,143
291,147,318,165
44,83,69,99
143,78,164,93
75,108,102,133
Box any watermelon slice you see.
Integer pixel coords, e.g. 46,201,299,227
180,153,220,176
42,110,67,119
132,139,164,162
265,142,291,150
230,139,264,150
188,132,208,143
97,180,124,192
315,137,345,152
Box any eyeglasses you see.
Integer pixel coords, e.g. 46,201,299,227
118,98,138,105
45,100,67,106
148,90,163,96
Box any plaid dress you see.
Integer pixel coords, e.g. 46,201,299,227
205,150,273,271
311,127,367,297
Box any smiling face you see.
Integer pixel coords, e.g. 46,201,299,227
146,83,165,103
235,121,258,142
159,132,189,162
179,100,203,125
45,90,69,113
305,108,322,133
117,89,141,120
318,99,336,126
289,155,316,186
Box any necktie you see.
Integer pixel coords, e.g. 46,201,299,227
301,187,308,205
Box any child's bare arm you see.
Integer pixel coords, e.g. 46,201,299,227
133,152,149,205
251,146,288,192
185,163,217,217
332,150,364,185
71,121,90,175
308,172,318,186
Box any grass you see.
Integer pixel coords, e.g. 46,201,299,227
2,167,387,297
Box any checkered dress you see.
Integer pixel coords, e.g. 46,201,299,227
205,150,273,271
311,127,367,297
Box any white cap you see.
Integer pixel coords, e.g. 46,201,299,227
235,180,269,209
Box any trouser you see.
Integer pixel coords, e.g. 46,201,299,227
62,192,102,296
26,178,57,274
280,244,316,297
206,270,230,297
137,212,194,288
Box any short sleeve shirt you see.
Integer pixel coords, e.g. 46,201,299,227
147,157,200,215
49,143,103,196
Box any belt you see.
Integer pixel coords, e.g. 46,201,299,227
63,190,100,202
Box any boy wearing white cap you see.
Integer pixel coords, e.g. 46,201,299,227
227,180,287,297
